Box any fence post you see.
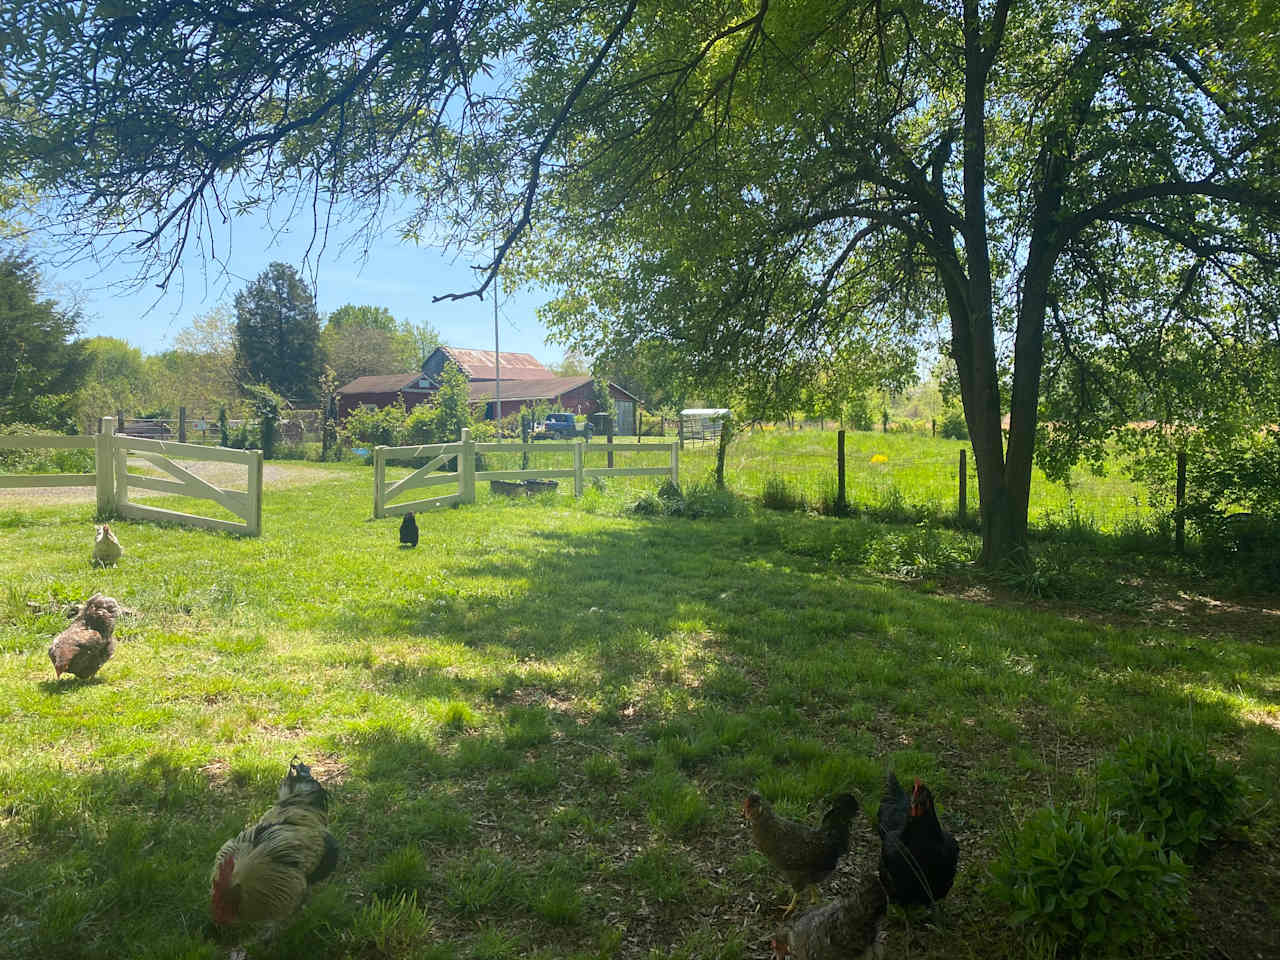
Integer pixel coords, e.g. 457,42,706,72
114,428,130,510
247,450,264,536
179,406,187,443
678,415,684,450
958,449,967,524
1175,450,1187,553
836,429,847,515
521,414,530,470
460,428,476,504
573,438,584,497
670,440,679,487
373,446,386,518
606,415,614,468
95,417,116,516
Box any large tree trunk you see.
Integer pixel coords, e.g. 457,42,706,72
955,0,1029,569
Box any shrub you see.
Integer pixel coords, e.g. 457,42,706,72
682,480,740,519
243,384,284,459
989,805,1188,954
340,400,406,448
1098,732,1245,861
940,409,968,440
0,423,94,473
468,419,497,442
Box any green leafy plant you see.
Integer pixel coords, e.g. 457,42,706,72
242,383,284,459
940,409,968,440
1098,732,1246,860
989,805,1188,954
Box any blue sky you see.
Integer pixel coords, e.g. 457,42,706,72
48,206,562,366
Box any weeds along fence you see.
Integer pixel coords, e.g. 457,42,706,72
374,429,679,517
685,424,1158,534
1,418,264,535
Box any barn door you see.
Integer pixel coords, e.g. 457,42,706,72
615,400,636,435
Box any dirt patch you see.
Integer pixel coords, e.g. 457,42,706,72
0,460,335,507
1186,839,1280,960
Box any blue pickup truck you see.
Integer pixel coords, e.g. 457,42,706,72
542,412,578,438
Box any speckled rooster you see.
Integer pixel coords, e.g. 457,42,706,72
210,757,339,944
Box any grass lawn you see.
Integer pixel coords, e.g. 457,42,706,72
0,459,1277,959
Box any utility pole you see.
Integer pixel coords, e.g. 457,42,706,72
493,232,501,425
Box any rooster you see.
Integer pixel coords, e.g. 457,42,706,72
877,773,958,908
399,512,418,548
210,757,339,941
744,792,861,916
92,523,123,566
771,872,888,959
48,593,123,680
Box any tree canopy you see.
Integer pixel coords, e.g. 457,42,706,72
320,303,442,383
0,249,88,428
232,261,324,402
3,1,1279,564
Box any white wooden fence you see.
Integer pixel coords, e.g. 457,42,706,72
373,428,679,518
0,417,264,535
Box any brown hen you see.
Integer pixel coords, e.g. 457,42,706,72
771,871,887,959
48,593,123,680
744,792,861,916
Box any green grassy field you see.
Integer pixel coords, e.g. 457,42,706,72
682,425,1156,533
467,423,1156,536
0,459,1276,960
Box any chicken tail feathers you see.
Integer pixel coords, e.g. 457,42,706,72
878,771,908,836
308,831,340,885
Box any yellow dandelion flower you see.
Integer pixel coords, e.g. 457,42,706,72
870,454,888,464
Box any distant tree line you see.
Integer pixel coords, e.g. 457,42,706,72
0,253,441,433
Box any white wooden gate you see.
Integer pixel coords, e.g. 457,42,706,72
373,428,679,517
0,417,263,535
113,432,263,535
372,437,470,517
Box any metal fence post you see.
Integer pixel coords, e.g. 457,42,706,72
670,441,679,487
573,438,584,497
836,429,847,515
1175,450,1187,553
958,449,967,524
95,417,116,516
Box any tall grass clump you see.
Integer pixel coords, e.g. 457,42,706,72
761,474,806,512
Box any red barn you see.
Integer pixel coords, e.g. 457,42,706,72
337,345,643,433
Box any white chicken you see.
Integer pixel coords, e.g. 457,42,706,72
92,523,123,566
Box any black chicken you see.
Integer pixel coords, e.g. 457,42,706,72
877,773,958,907
399,512,418,548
